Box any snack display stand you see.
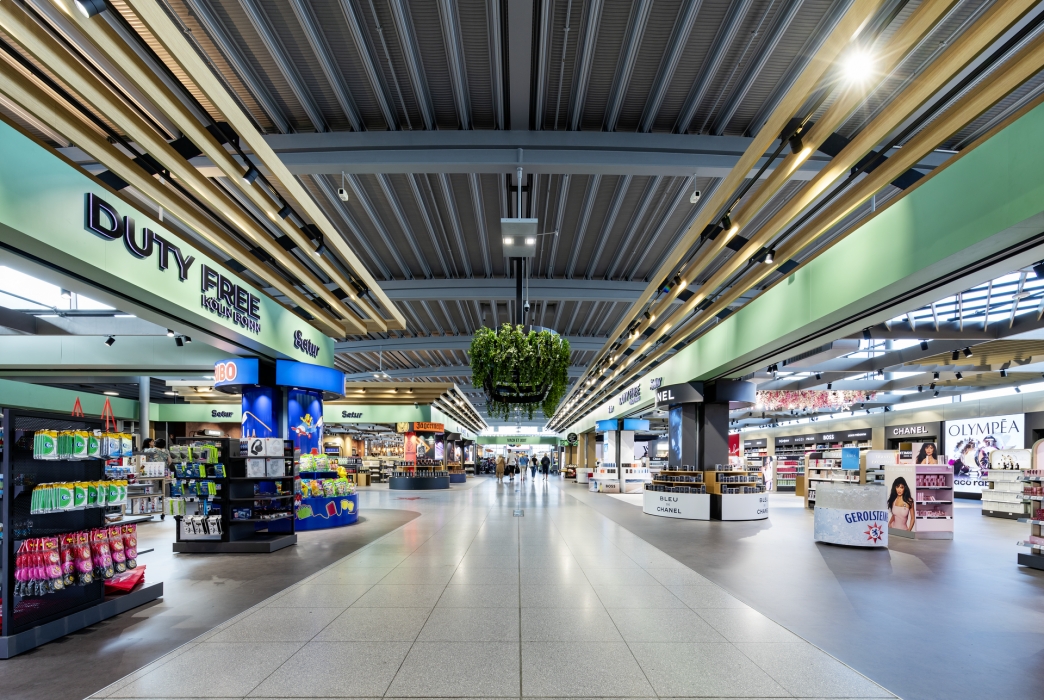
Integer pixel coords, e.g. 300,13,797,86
643,466,708,520
170,437,296,553
0,408,162,658
295,453,359,530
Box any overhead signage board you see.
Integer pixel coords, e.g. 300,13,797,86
653,382,704,408
774,434,818,446
887,422,940,440
412,422,445,433
213,358,259,387
622,419,650,431
945,413,1024,495
275,359,344,396
743,438,767,449
595,419,619,432
0,121,333,365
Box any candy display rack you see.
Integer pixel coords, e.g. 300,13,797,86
171,437,296,553
0,408,163,658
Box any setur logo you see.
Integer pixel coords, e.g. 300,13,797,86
293,330,321,358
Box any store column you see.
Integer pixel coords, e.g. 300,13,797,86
704,379,763,521
138,375,150,444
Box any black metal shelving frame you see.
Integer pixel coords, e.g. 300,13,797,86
0,408,163,658
171,437,296,553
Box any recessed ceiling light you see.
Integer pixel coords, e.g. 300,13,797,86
103,391,119,396
165,391,178,396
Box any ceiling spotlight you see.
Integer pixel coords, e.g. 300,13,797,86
167,329,175,337
934,390,940,397
689,188,701,204
175,336,184,347
951,350,960,361
764,249,775,264
61,288,72,299
955,372,963,380
1001,369,1008,378
184,336,192,343
918,385,923,392
525,237,536,245
503,237,514,245
862,329,871,340
720,214,733,231
930,383,936,390
103,390,119,396
164,391,178,396
1015,386,1022,393
1034,261,1044,279
827,383,832,390
877,369,884,377
74,0,108,18
866,409,871,414
277,204,292,219
104,335,115,347
963,347,973,358
241,166,260,186
841,48,875,83
920,341,928,351
815,373,821,380
314,235,327,257
788,132,804,154
933,371,939,380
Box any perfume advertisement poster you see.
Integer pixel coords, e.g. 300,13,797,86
944,414,1024,494
435,434,445,461
669,406,683,467
884,463,917,535
416,434,434,460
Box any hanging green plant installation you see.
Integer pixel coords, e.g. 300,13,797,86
469,324,571,420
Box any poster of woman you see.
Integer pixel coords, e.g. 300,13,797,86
914,442,939,465
887,475,916,532
944,414,1024,495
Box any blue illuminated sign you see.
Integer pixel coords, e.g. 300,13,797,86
275,359,344,396
214,357,259,387
595,419,619,432
622,419,650,431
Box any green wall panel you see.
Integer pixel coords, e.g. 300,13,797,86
565,100,1044,435
0,378,137,419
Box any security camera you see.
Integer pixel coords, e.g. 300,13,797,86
337,188,349,202
413,402,419,408
523,302,530,313
689,189,701,204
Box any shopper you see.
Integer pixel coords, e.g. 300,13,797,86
140,437,154,452
541,453,550,479
152,438,173,467
495,454,505,483
529,453,537,479
507,454,517,481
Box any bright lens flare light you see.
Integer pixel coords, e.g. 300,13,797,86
842,49,875,83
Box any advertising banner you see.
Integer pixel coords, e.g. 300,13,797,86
288,388,323,454
884,462,918,536
643,491,710,520
813,508,888,546
944,413,1024,494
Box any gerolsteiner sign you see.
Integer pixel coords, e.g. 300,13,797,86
0,121,332,365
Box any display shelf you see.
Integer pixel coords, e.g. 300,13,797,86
171,438,296,554
1,408,162,657
804,449,860,509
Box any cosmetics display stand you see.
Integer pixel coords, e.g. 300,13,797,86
805,449,861,509
620,463,652,493
0,409,163,658
589,463,620,493
643,467,708,519
982,449,1031,519
171,437,296,553
911,464,953,540
705,466,768,520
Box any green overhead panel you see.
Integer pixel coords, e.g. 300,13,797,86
323,403,431,424
0,378,138,419
0,120,334,365
477,435,563,445
567,99,1044,435
152,403,241,423
0,335,231,372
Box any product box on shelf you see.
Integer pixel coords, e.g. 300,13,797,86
243,437,284,457
266,458,286,477
246,458,266,478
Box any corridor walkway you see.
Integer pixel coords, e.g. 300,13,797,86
90,478,895,699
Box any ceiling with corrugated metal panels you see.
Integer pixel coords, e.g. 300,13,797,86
3,0,1043,426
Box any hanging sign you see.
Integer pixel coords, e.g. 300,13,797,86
653,382,704,408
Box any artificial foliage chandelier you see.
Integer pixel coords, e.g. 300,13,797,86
755,390,876,413
469,324,571,420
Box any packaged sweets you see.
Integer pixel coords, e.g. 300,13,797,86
122,523,138,569
88,432,101,458
90,528,114,580
120,433,133,458
35,429,58,460
74,530,95,584
108,525,127,573
72,431,90,459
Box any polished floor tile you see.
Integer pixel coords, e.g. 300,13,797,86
91,479,897,700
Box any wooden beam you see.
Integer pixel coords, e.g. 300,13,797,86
0,63,347,339
0,2,361,335
119,0,407,331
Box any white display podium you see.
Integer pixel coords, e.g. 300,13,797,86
643,490,710,519
711,492,769,520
